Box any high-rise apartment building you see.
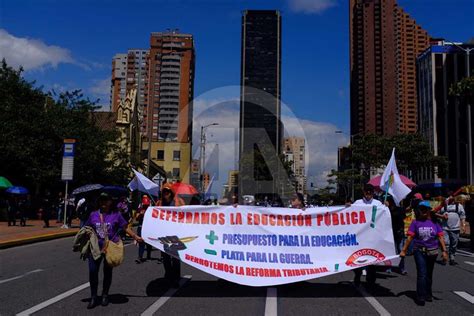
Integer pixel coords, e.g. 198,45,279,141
147,31,195,143
110,30,195,184
417,42,474,186
239,10,283,198
350,0,430,137
110,50,148,117
283,137,306,194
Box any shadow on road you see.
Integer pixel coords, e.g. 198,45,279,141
144,278,398,298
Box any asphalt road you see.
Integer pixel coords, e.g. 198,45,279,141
1,237,473,316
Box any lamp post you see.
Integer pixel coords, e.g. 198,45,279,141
445,41,473,184
200,123,219,193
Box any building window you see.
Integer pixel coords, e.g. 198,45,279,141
157,150,164,160
173,150,180,161
172,168,180,178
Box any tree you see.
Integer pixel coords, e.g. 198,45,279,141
450,76,474,104
0,60,129,195
328,133,449,200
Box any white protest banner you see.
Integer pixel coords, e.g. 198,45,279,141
142,205,398,287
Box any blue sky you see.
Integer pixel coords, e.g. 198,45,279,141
1,0,473,189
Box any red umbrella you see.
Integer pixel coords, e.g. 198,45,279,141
171,182,199,195
368,175,416,189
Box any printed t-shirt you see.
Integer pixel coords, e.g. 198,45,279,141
407,219,443,249
86,210,128,249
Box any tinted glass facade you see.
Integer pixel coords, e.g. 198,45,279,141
239,10,283,197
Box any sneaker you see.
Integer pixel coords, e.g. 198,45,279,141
425,296,433,302
135,258,142,264
401,270,408,275
449,260,457,266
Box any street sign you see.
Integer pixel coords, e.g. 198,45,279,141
61,139,75,181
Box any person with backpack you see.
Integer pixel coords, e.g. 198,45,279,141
438,195,466,265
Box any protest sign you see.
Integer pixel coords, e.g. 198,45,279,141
142,205,398,286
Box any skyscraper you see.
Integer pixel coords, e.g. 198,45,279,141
350,0,430,137
110,30,195,183
147,31,195,143
239,10,283,198
110,50,148,117
417,42,474,186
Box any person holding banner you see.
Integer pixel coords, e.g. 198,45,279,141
85,193,144,309
352,184,382,286
400,201,448,306
290,192,305,209
156,183,184,287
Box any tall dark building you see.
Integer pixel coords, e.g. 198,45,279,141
239,10,283,198
350,0,430,137
417,42,474,187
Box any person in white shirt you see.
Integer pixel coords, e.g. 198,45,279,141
352,184,382,286
353,183,383,206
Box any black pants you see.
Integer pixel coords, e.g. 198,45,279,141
162,252,180,281
7,210,16,226
353,266,377,284
88,255,113,298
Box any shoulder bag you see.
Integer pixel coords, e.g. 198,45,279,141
99,213,124,267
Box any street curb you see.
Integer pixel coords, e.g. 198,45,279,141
0,230,79,249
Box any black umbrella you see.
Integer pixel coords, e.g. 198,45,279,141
101,185,129,197
72,184,103,196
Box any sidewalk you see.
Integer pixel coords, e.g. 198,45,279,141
0,219,80,249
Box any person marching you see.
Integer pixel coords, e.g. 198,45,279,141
400,201,448,306
290,192,305,210
156,183,185,287
136,195,153,263
438,195,466,265
352,184,382,287
84,193,143,309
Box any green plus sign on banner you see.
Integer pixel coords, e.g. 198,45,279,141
206,230,218,245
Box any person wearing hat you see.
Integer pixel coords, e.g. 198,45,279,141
84,192,144,309
400,201,448,306
156,183,184,287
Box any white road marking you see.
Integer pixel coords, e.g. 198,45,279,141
141,275,192,316
354,285,391,316
454,291,474,304
464,261,474,266
457,249,474,257
0,269,44,285
16,282,90,315
265,287,278,316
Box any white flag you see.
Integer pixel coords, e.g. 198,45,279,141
128,169,160,197
380,148,411,205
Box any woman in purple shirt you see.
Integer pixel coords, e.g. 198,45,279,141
85,193,143,309
400,201,448,305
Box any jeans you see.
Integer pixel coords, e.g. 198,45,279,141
443,229,460,261
137,226,152,259
398,238,407,272
88,255,113,298
414,249,436,301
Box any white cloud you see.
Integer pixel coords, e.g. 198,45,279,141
191,89,348,196
287,0,337,14
0,29,86,71
89,77,111,108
